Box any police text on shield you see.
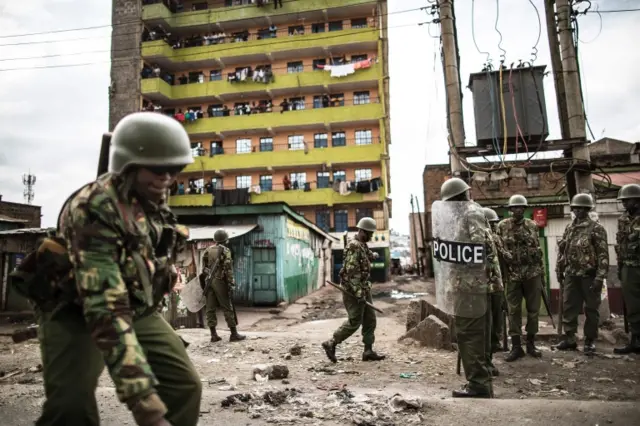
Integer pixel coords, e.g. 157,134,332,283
432,238,485,265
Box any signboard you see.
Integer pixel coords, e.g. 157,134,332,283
533,208,547,228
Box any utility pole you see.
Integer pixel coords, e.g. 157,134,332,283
437,0,465,176
544,0,569,140
554,0,594,197
414,196,429,277
410,196,423,276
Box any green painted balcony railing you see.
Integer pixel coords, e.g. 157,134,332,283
182,103,383,135
250,187,386,207
184,142,383,173
141,28,377,64
142,0,377,28
167,193,212,207
141,64,380,101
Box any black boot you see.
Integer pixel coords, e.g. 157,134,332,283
452,384,492,399
583,338,596,355
362,344,386,361
614,334,640,354
555,337,578,351
229,327,246,342
505,335,525,362
210,327,222,343
526,334,542,358
322,339,338,363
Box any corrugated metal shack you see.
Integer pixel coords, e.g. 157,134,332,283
173,203,337,306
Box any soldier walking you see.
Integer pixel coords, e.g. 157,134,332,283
496,194,545,362
441,179,499,398
555,194,609,354
14,112,202,426
322,217,386,363
614,184,640,354
201,229,246,343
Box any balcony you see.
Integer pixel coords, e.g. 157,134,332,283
142,0,378,32
250,186,386,207
184,139,384,173
181,102,383,137
167,193,212,207
141,63,380,104
141,28,378,70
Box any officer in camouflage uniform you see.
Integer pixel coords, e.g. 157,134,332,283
322,217,386,363
26,113,202,426
555,194,609,354
443,178,499,398
614,183,640,354
496,194,544,362
201,229,245,343
483,208,507,365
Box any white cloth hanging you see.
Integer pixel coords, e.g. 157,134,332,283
322,63,355,78
339,181,351,196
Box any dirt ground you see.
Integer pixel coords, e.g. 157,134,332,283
1,277,639,425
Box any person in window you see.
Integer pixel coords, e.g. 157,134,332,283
274,0,282,9
283,175,291,190
177,181,185,195
174,109,185,123
280,98,290,113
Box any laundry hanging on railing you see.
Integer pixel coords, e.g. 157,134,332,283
316,57,376,78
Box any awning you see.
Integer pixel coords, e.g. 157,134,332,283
0,214,29,224
187,224,258,241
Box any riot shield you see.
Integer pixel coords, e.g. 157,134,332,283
431,200,489,318
180,276,206,313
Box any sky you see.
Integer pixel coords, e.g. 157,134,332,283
0,0,638,235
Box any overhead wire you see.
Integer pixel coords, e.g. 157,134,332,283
493,0,506,64
571,2,597,140
526,0,542,63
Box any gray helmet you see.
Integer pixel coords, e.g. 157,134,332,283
440,178,470,201
617,183,640,200
483,208,500,223
109,112,194,174
507,194,528,208
214,229,229,243
570,193,594,209
356,217,377,232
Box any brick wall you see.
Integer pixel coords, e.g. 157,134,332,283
109,0,142,130
0,201,41,228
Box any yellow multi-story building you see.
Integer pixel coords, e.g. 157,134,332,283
134,0,391,280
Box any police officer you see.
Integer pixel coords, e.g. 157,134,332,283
322,217,386,363
32,112,202,426
556,194,609,354
496,194,545,362
441,178,498,398
201,229,245,343
614,184,640,354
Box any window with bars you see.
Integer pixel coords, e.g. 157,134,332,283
355,130,372,145
287,61,304,73
527,173,540,189
211,177,223,189
236,175,252,189
332,131,346,147
209,70,222,81
316,210,330,231
210,141,223,156
317,172,330,189
312,23,325,33
260,175,273,191
236,138,252,154
350,18,367,29
190,142,205,157
290,97,305,110
288,135,304,151
333,170,346,182
314,133,328,148
288,25,304,35
354,91,370,105
208,104,224,117
356,208,374,224
334,210,348,232
329,21,343,31
330,93,345,106
312,58,326,70
351,54,368,62
290,172,306,189
355,168,372,182
259,137,273,152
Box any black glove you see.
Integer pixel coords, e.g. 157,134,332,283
591,278,604,294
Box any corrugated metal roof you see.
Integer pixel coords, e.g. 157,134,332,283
187,224,258,241
0,227,54,236
0,214,29,223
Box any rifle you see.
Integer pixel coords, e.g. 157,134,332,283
558,279,564,336
623,300,629,334
97,132,112,177
502,294,509,351
540,274,555,330
325,281,383,314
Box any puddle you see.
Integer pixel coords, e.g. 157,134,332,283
373,290,428,300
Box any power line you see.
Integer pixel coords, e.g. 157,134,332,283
597,8,640,14
0,21,427,72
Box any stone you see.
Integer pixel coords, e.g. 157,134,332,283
405,300,427,331
252,364,290,381
398,315,452,350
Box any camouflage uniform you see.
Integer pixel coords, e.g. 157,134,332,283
556,218,609,344
487,231,507,359
616,213,640,344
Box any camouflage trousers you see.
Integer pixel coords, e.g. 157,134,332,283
562,275,601,342
205,280,237,328
456,294,493,394
333,291,376,346
489,292,504,354
506,275,542,337
36,306,202,426
622,266,640,335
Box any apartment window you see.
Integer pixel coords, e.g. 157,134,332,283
351,54,368,62
287,61,304,73
190,142,205,157
354,91,370,105
527,173,540,189
188,178,205,194
211,177,223,189
236,138,252,154
332,131,346,147
290,172,306,188
356,208,374,224
351,18,368,29
260,175,273,192
334,210,348,232
192,1,208,10
329,20,343,32
313,95,325,109
333,170,346,182
259,137,273,152
330,93,345,106
208,104,224,117
288,135,304,151
312,23,325,33
355,168,372,182
290,97,305,111
316,210,330,231
355,130,372,145
317,172,330,189
257,28,275,39
236,175,252,189
288,25,304,35
313,58,326,70
210,141,223,156
314,133,328,148
209,70,222,81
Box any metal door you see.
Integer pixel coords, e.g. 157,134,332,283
252,248,277,305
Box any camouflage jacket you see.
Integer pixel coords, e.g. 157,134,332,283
202,244,235,289
556,218,609,280
339,239,373,297
496,217,544,282
58,173,188,416
616,213,640,267
488,231,506,292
